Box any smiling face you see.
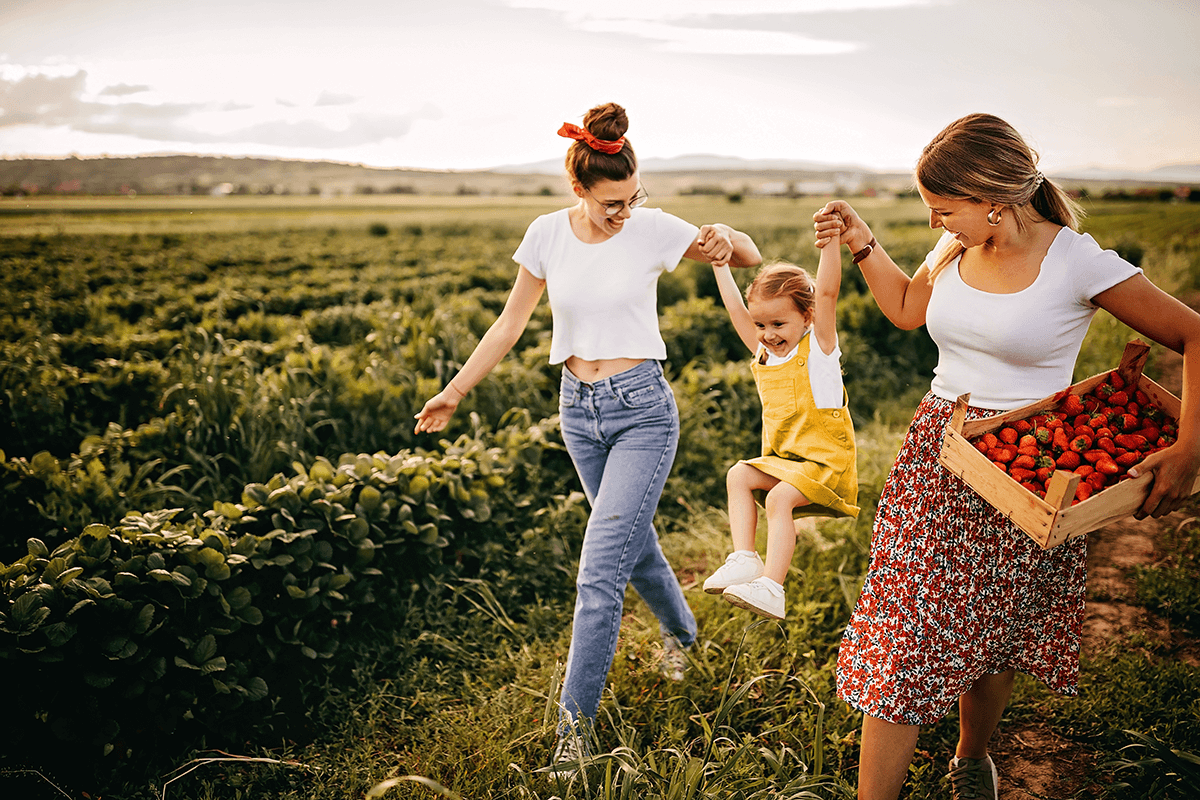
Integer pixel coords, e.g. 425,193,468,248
748,295,810,358
574,173,642,237
917,182,996,247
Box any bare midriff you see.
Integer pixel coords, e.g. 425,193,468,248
565,356,646,383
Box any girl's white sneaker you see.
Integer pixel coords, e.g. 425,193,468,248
702,551,764,593
722,577,785,619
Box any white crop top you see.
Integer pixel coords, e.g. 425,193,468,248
925,228,1142,410
513,207,699,365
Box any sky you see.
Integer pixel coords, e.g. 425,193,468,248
1,0,1198,175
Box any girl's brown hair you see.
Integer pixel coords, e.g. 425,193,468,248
746,261,815,320
565,102,637,189
918,113,1084,282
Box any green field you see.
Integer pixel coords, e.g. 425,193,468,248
1,195,1198,799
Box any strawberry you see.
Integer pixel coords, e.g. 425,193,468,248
1035,466,1053,484
1083,449,1108,463
1114,433,1148,451
1110,371,1126,390
1052,428,1071,453
1010,467,1037,482
1115,451,1142,467
1094,382,1116,400
1017,445,1041,457
1018,434,1038,449
989,446,1016,463
1012,454,1037,470
1143,405,1165,424
1055,451,1081,469
1158,434,1177,448
1136,425,1160,442
998,426,1019,445
1069,435,1094,453
1074,483,1093,502
1095,458,1121,476
1033,427,1052,445
974,439,990,455
1015,419,1033,434
1075,464,1095,478
1107,390,1129,407
1096,436,1116,455
1116,414,1140,432
1061,394,1086,416
1072,413,1092,429
982,432,1000,450
1135,389,1150,405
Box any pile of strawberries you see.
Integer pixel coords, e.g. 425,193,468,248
968,371,1179,504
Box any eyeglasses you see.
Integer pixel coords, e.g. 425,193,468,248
586,186,648,216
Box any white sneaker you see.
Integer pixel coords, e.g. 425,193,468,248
660,636,688,681
547,729,587,775
703,551,764,594
723,577,785,619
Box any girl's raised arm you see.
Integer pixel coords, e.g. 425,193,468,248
712,264,759,354
811,217,843,357
815,200,933,330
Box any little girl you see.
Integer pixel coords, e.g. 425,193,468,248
703,231,859,619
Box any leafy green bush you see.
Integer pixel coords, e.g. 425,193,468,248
0,415,578,762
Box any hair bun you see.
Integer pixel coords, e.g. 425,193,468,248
583,102,629,141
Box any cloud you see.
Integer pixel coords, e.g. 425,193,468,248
315,91,358,107
497,0,933,55
577,19,855,55
501,0,933,18
0,68,441,149
98,83,151,97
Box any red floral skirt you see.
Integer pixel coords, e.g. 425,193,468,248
836,393,1086,725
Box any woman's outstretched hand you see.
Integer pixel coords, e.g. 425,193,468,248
414,390,459,434
814,200,873,253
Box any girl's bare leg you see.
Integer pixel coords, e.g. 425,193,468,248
858,714,920,800
762,481,808,583
726,462,770,552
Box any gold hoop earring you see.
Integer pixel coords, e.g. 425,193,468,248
987,207,1003,226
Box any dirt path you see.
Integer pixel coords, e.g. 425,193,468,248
991,341,1196,799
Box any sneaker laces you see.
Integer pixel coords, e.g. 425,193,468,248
661,641,687,681
947,756,996,800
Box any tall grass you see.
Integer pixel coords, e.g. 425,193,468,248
5,197,1199,798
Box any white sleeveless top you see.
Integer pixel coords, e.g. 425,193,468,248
925,228,1141,410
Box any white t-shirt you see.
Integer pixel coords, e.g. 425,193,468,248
760,330,846,409
925,228,1142,410
513,207,699,365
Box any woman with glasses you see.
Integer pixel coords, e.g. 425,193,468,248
414,101,760,766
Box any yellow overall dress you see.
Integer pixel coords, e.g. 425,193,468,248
742,332,859,519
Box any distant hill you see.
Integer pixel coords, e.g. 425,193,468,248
0,153,1194,198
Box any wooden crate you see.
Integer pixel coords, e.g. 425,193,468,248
938,340,1199,549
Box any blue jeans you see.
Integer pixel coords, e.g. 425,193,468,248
557,359,697,729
